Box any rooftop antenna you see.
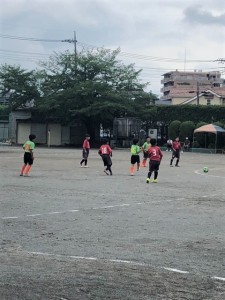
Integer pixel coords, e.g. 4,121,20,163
184,48,186,72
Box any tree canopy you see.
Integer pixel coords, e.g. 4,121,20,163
0,64,39,110
35,48,157,134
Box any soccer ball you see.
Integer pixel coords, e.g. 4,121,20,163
203,167,208,173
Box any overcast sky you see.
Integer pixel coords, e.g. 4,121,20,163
0,0,225,95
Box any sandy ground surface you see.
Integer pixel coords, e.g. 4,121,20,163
0,146,225,300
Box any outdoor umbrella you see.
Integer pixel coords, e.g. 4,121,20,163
193,123,225,153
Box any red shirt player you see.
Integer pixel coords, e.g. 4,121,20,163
146,138,163,183
170,137,181,167
80,134,90,167
98,140,113,175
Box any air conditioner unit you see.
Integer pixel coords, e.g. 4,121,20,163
148,129,157,139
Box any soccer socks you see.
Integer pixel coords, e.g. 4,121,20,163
142,159,147,167
175,159,179,166
20,164,26,175
154,171,158,180
24,165,31,176
130,165,134,175
147,171,152,179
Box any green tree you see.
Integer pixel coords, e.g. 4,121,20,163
179,121,195,142
36,48,153,140
168,120,181,140
0,64,39,110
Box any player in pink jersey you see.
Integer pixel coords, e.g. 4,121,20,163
146,138,163,183
170,137,182,167
80,134,90,168
98,139,113,175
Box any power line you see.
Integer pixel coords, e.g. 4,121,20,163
0,33,217,63
0,49,50,56
77,41,215,63
0,34,63,43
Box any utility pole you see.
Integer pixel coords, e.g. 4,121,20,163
196,81,200,105
61,31,77,73
74,31,77,72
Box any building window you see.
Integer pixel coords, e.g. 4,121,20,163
207,99,211,105
222,98,225,105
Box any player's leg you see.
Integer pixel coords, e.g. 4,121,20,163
170,152,175,166
23,153,33,176
153,162,160,183
20,153,28,175
146,160,153,183
137,155,140,171
84,149,89,167
130,156,135,175
175,151,180,166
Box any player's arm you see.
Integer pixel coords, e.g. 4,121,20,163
82,140,87,152
98,147,102,156
108,145,113,156
159,148,163,160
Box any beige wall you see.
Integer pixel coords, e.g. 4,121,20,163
172,97,190,105
17,123,31,144
172,95,224,105
47,124,62,146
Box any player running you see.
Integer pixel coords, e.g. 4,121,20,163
141,137,151,167
130,138,141,176
20,134,36,177
146,138,163,183
170,137,182,167
98,139,113,175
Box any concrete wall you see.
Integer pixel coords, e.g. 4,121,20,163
9,111,31,143
0,121,9,141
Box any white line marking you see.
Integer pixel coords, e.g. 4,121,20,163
163,267,189,274
109,259,145,266
0,197,205,221
30,252,97,261
212,276,225,281
27,214,41,217
195,170,225,179
26,251,225,281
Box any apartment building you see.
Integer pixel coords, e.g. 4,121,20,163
160,70,225,105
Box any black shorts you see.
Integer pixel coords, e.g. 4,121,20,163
82,149,89,159
143,151,149,159
149,160,160,172
101,154,112,166
172,149,180,159
24,152,33,165
131,155,140,165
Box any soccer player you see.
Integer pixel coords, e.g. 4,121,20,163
130,138,141,176
166,138,173,151
98,139,113,175
146,138,163,183
80,134,90,168
170,137,182,167
183,137,190,152
141,137,151,167
20,134,36,177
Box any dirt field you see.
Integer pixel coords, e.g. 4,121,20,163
1,146,225,299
